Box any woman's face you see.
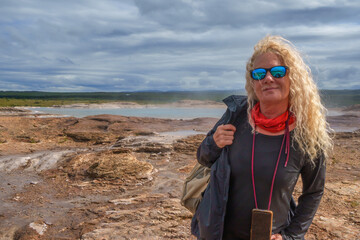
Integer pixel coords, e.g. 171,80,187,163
253,52,290,107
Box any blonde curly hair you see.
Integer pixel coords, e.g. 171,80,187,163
245,35,333,163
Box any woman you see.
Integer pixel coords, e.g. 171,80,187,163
191,35,333,240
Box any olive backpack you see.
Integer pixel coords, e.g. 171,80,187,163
180,162,211,214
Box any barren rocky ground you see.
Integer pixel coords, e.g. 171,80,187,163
0,108,359,239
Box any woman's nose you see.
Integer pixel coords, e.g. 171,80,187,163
263,71,275,83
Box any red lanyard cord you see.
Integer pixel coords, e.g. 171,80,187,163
251,120,290,210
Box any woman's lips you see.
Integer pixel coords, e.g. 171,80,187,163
262,87,278,91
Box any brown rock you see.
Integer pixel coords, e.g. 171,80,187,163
85,151,153,180
136,145,172,153
13,223,43,240
65,132,103,142
15,135,40,143
173,134,205,154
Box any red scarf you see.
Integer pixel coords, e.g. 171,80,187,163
251,103,295,133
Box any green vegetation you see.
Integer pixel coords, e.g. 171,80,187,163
0,90,244,107
0,98,118,107
350,200,359,208
0,90,359,108
58,137,68,144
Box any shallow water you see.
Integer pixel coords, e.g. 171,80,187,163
0,149,77,172
28,107,226,119
28,106,357,119
331,126,359,132
159,130,206,137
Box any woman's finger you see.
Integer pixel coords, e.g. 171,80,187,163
271,234,283,240
221,124,236,131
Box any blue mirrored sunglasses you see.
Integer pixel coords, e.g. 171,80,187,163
250,66,288,80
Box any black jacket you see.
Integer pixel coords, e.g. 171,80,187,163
191,95,325,240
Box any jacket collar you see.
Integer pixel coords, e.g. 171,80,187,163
222,95,247,113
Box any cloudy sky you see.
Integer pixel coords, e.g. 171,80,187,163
1,0,359,92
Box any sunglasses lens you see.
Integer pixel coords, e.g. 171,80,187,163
270,66,286,78
251,69,266,80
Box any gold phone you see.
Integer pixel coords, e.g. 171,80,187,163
250,209,273,240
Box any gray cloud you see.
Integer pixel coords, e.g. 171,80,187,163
134,1,360,29
0,0,359,91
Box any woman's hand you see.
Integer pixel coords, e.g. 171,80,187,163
213,124,236,148
271,233,283,240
